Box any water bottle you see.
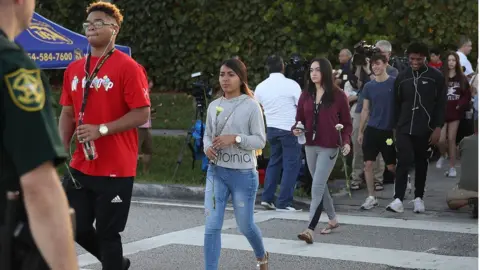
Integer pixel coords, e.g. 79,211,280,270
82,141,98,161
295,121,306,145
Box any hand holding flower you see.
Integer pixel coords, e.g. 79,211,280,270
341,144,351,156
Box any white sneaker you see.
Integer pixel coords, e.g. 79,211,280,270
261,202,276,210
276,206,301,212
411,197,425,213
445,167,457,178
360,196,378,210
386,198,404,213
436,156,446,169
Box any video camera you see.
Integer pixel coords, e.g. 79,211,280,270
352,40,381,66
390,55,409,73
285,53,309,89
189,72,213,108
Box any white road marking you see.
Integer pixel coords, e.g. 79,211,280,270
260,211,478,234
175,233,478,270
78,214,273,267
78,209,478,268
132,200,227,210
131,200,268,213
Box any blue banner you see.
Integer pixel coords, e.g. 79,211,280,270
15,13,131,69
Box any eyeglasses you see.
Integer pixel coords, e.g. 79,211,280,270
82,21,117,31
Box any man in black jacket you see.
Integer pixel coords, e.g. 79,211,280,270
386,42,446,214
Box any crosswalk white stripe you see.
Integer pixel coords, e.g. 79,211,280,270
174,232,478,270
78,208,478,268
131,201,478,234
77,217,247,267
266,211,478,234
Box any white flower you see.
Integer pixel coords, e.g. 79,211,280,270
335,124,344,131
215,106,224,116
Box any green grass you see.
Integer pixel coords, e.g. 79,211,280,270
57,135,348,187
57,136,206,185
51,91,204,130
51,89,349,186
136,136,206,184
149,93,200,130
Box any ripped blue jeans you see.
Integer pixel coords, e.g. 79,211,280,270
204,165,265,270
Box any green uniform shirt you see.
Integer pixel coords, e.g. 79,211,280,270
0,29,67,225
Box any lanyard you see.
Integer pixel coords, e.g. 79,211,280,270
312,92,322,140
78,48,115,125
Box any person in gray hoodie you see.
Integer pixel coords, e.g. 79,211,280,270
203,58,269,270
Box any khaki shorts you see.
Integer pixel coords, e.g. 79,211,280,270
138,128,153,155
446,187,478,202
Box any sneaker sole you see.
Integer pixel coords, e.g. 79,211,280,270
360,203,378,210
386,206,404,213
276,209,302,212
261,203,276,210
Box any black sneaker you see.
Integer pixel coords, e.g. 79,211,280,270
468,198,478,219
123,257,131,270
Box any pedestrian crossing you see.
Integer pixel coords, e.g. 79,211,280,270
78,207,478,270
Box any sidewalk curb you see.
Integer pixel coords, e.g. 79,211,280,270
132,183,348,209
133,183,205,201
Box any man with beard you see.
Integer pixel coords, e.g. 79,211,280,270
58,2,150,269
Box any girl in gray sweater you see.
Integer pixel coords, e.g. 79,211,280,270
203,58,269,270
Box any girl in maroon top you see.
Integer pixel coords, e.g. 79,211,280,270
294,58,352,244
436,51,471,177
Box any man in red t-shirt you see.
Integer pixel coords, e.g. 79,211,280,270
58,2,150,270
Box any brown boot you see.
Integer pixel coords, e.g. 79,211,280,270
256,251,269,270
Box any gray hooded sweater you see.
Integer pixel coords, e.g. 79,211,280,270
203,94,266,170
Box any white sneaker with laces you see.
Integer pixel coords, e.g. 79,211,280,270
445,167,457,178
436,156,446,169
360,196,378,210
386,198,404,213
411,197,425,213
276,206,301,212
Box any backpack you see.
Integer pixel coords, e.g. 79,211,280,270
189,120,209,172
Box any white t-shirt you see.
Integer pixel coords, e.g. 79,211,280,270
457,51,474,76
254,73,301,131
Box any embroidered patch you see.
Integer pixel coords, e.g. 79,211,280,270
4,68,45,112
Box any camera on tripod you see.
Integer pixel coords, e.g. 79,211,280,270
352,40,381,66
285,53,308,89
189,72,213,108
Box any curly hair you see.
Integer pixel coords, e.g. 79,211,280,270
86,1,124,26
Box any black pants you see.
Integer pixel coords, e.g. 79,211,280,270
308,200,323,230
395,133,430,201
67,169,133,270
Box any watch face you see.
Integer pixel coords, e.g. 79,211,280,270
236,136,241,143
100,126,108,134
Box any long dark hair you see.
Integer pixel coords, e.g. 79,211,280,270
220,58,254,98
443,51,469,89
305,57,339,107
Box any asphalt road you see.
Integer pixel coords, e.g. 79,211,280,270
77,197,478,270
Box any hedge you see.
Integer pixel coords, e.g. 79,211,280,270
37,0,478,91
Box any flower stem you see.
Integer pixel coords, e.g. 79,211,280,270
337,130,352,197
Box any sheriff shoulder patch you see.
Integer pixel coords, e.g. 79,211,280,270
4,68,45,112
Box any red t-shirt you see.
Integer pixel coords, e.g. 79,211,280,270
60,50,150,177
428,61,443,70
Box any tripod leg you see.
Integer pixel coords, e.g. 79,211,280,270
171,131,193,181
